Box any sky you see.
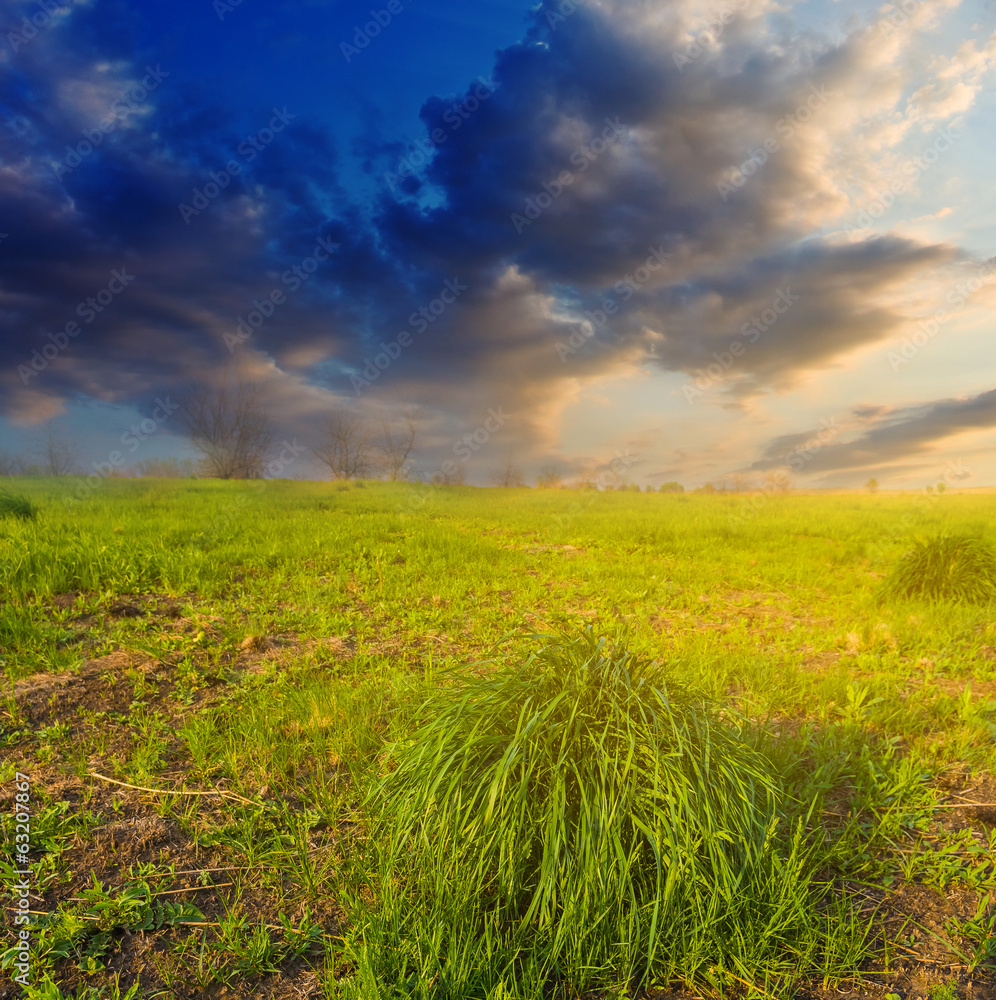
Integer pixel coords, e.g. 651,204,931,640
1,0,995,488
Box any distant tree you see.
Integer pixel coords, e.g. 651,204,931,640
39,424,81,476
731,474,753,493
314,404,375,480
696,483,718,494
763,470,790,494
659,481,684,494
536,464,562,489
490,454,525,487
644,484,654,492
865,478,879,494
936,481,948,494
378,405,421,481
180,379,272,479
432,463,467,485
925,484,934,494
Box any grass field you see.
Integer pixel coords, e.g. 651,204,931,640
2,477,995,1000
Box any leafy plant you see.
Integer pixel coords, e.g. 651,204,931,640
929,982,960,1000
948,895,996,972
0,878,205,975
882,533,996,603
15,973,147,999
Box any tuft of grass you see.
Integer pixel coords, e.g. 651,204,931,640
0,489,38,520
882,533,996,603
348,627,861,997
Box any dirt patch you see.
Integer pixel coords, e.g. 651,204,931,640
10,650,171,729
233,634,360,675
1,658,344,999
48,591,189,620
1,773,342,999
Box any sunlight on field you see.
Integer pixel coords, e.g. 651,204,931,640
1,479,995,998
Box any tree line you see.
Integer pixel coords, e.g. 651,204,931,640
0,379,693,491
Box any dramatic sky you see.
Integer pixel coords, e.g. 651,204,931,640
1,0,995,487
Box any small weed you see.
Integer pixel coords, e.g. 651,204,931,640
929,982,960,1000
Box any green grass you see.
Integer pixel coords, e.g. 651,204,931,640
0,488,38,520
351,628,860,997
881,532,996,604
2,478,996,998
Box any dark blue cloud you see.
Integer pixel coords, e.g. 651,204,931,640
0,0,979,479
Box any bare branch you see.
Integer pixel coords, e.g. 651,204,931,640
379,404,421,481
39,424,81,476
314,404,375,480
536,464,562,489
178,379,272,479
489,453,524,488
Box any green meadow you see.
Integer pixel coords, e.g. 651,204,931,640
1,477,995,999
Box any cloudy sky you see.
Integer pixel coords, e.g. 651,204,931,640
1,0,994,487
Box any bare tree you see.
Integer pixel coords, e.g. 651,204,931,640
490,454,525,488
179,379,272,479
314,404,375,480
378,405,421,481
536,464,562,489
432,463,467,486
39,424,81,475
763,470,790,494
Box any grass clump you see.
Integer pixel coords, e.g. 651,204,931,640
348,628,862,998
0,489,38,520
882,533,996,604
